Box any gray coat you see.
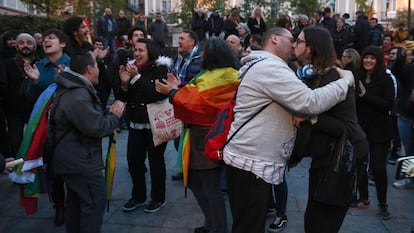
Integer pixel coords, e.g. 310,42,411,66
51,70,119,175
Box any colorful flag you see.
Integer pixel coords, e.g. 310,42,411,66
83,17,93,44
105,131,117,212
369,1,374,19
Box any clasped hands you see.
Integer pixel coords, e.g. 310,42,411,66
155,73,181,95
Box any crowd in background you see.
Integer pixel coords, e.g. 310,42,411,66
1,4,414,233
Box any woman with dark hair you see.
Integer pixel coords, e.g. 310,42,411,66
0,31,17,59
155,37,240,233
275,15,293,34
119,38,171,213
292,26,369,233
355,45,395,220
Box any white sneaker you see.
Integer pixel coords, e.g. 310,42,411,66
393,178,414,189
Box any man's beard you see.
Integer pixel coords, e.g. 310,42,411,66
19,47,34,57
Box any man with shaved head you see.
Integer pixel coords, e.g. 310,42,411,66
97,8,118,54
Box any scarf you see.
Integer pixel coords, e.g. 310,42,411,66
173,45,200,82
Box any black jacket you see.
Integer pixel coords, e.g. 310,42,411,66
247,17,266,35
51,70,119,175
119,62,169,123
356,72,395,143
3,55,36,116
299,69,368,162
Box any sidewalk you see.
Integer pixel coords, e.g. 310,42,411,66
0,130,413,233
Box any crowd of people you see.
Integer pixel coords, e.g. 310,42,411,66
1,5,414,233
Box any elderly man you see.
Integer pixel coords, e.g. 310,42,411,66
223,27,354,233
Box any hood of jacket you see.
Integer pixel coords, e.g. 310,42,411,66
55,69,96,92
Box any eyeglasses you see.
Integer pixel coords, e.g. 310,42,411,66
274,34,295,43
342,55,351,58
294,37,306,44
390,52,397,55
44,35,57,41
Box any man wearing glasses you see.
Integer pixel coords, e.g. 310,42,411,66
222,27,355,233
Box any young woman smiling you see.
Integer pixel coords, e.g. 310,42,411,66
356,45,396,220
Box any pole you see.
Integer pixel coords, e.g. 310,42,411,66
409,0,412,30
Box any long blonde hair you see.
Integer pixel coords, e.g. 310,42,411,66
250,7,264,19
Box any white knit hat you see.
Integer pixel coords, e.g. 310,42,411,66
16,33,37,49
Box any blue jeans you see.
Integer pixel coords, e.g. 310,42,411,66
103,36,116,54
397,117,414,155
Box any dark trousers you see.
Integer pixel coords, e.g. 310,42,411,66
304,165,349,233
269,174,287,217
6,112,26,156
189,168,227,233
354,156,369,201
226,165,271,233
0,105,9,156
51,175,66,207
127,128,167,202
390,115,401,157
62,171,106,233
369,142,390,204
354,140,369,201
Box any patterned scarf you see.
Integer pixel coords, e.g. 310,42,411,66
173,44,200,82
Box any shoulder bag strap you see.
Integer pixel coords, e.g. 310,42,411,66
221,56,270,150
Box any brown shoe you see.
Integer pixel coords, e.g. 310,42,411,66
54,206,65,226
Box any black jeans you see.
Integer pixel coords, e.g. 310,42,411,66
269,173,288,218
226,165,271,233
127,128,167,202
369,142,390,204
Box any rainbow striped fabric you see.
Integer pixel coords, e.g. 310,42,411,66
173,67,239,190
173,67,239,126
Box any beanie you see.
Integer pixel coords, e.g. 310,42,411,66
16,33,37,49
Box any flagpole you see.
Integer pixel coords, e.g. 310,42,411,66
409,0,412,29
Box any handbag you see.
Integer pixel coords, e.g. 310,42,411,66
204,57,268,161
314,134,356,207
146,98,183,146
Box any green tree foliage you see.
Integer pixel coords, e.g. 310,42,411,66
289,0,321,16
0,15,63,35
19,0,67,15
389,10,414,29
355,0,370,14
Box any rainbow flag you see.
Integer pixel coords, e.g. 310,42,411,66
83,17,93,44
177,128,190,195
173,67,239,126
9,84,57,215
173,67,239,192
369,1,374,19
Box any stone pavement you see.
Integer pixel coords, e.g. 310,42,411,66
0,130,413,233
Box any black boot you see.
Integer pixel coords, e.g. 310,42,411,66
54,205,65,226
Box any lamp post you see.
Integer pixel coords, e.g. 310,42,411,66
409,0,411,29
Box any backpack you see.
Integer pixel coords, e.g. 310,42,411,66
204,57,267,161
43,88,69,174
